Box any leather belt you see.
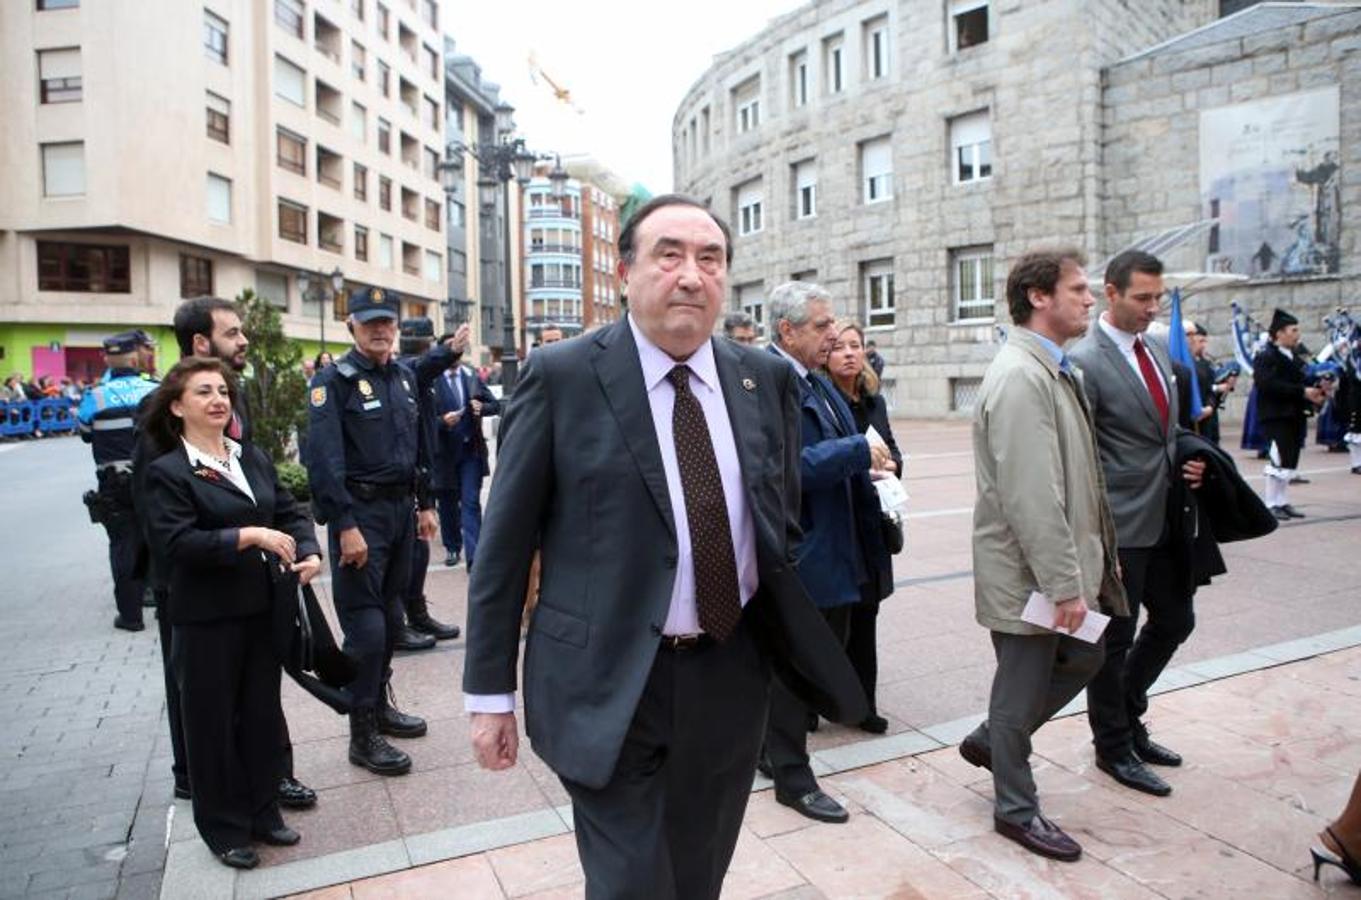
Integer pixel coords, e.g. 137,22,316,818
658,633,714,652
345,479,411,501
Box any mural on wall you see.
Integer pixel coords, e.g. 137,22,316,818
1200,85,1341,279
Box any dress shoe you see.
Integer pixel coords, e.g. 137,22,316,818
858,714,889,735
1311,826,1361,885
1290,475,1311,484
348,707,411,776
1271,506,1293,521
958,736,993,771
1352,465,1361,475
252,824,301,846
1280,504,1306,519
378,685,427,738
407,595,461,640
994,815,1082,862
1096,754,1172,796
392,624,436,651
444,550,461,567
113,615,145,632
277,777,316,809
775,788,849,824
217,847,259,869
1132,725,1182,767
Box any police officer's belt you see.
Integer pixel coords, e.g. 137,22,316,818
345,479,412,501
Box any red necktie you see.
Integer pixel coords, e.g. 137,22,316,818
1133,338,1169,432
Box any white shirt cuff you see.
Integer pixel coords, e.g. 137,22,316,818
464,692,516,714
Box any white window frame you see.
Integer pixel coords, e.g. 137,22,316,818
951,110,992,185
949,0,990,54
273,54,306,107
206,173,232,224
865,16,889,81
736,179,763,236
860,137,893,204
790,52,808,108
424,249,441,282
378,233,394,269
951,248,995,322
737,95,760,134
736,282,766,337
863,259,895,329
824,34,844,95
793,160,817,220
41,141,85,197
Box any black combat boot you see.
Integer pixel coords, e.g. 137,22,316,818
392,621,436,651
407,594,461,640
348,707,412,775
378,683,427,738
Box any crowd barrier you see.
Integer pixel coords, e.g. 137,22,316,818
1,398,80,438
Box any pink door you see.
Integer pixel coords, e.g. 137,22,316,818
31,347,66,381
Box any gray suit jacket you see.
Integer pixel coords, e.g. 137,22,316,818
462,317,866,789
1068,323,1178,549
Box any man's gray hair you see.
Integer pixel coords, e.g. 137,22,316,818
722,311,755,335
768,281,831,344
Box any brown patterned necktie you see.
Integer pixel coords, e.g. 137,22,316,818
667,365,741,641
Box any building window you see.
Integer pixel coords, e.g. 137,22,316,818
354,163,367,200
951,110,992,184
355,224,369,261
255,270,289,308
376,2,389,38
862,259,895,328
203,10,228,65
736,281,765,337
38,242,129,292
860,136,893,204
350,101,367,142
351,40,366,80
180,254,214,299
205,91,230,143
791,269,818,282
864,15,889,80
951,247,995,321
378,175,391,210
422,0,437,28
206,173,231,223
351,0,364,21
377,117,391,154
424,250,441,282
37,0,81,8
701,107,710,155
377,59,390,97
951,377,984,412
425,198,440,231
278,200,308,244
379,233,393,268
274,0,304,37
793,159,816,220
277,127,306,175
38,48,81,104
789,51,808,108
823,34,844,95
41,141,85,197
423,95,439,131
733,78,760,134
318,212,343,252
736,178,763,236
950,0,989,52
273,54,306,106
424,43,439,81
449,198,465,228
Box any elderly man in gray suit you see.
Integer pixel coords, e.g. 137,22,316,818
963,247,1126,861
462,195,865,900
1068,250,1206,798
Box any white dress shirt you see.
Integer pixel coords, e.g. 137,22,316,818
464,319,759,715
182,436,255,504
1098,313,1168,396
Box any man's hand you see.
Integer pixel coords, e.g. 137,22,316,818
869,443,893,472
1305,385,1325,406
444,323,471,354
471,712,519,770
1182,458,1206,490
1053,597,1088,634
417,508,438,542
442,409,463,427
338,526,368,568
470,398,483,416
291,554,323,584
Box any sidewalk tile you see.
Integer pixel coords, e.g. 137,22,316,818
258,780,399,866
486,833,582,897
719,827,807,899
349,854,503,899
386,761,548,837
828,759,994,850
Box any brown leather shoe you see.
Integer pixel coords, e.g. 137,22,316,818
959,736,992,771
994,815,1082,862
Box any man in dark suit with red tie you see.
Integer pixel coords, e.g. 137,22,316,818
463,196,865,899
432,348,500,570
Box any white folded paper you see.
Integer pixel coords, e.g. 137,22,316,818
872,473,909,514
1020,591,1110,644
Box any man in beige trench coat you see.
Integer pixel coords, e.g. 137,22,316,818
959,247,1128,863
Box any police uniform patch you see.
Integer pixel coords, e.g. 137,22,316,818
311,386,327,407
357,379,374,398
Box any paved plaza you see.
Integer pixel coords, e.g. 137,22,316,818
1,420,1358,898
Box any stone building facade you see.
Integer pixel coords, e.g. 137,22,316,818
672,0,1358,417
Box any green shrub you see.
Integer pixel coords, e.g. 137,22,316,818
276,461,311,501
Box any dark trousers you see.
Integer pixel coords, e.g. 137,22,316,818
329,496,413,707
1263,416,1306,469
764,604,852,796
561,617,768,900
845,588,880,715
404,525,429,609
434,455,484,563
172,612,286,854
105,516,145,624
1086,544,1195,758
969,631,1105,824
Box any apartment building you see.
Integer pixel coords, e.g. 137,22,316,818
0,0,449,380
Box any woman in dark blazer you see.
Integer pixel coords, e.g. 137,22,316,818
142,358,322,870
826,321,902,734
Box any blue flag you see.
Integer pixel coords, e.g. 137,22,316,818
1167,287,1204,423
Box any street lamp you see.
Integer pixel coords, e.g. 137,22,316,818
297,266,345,352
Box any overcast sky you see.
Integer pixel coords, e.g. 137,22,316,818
444,0,805,194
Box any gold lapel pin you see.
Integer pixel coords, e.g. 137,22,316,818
742,378,756,391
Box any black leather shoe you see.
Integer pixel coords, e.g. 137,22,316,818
379,685,427,738
407,595,461,641
1096,754,1172,796
277,777,317,809
252,825,301,846
776,788,849,824
392,624,436,651
173,784,191,800
113,615,145,632
444,550,461,567
1352,465,1361,475
858,714,889,735
1132,725,1182,767
1289,475,1311,484
1280,504,1306,519
959,736,993,771
348,708,412,776
1271,506,1293,521
217,847,259,869
994,815,1081,862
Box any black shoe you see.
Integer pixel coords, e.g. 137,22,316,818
858,714,889,735
252,824,301,846
1352,466,1361,475
217,847,259,869
113,615,145,632
1096,754,1172,796
444,550,461,567
407,595,461,640
1271,506,1293,521
1132,724,1182,767
173,783,191,801
959,735,993,771
392,624,436,651
348,708,412,776
1290,475,1311,484
994,815,1082,862
277,777,317,809
378,684,427,738
775,788,849,824
756,756,773,780
1280,504,1306,519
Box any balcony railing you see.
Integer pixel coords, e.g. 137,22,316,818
528,243,580,254
403,262,420,275
317,108,340,126
527,208,579,220
529,278,582,289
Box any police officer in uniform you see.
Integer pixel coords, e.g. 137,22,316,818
79,332,159,631
306,289,435,775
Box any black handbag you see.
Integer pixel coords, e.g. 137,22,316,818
880,509,905,555
271,567,358,714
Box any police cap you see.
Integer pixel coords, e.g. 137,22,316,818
350,287,400,323
132,328,155,347
400,317,435,338
102,331,140,355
